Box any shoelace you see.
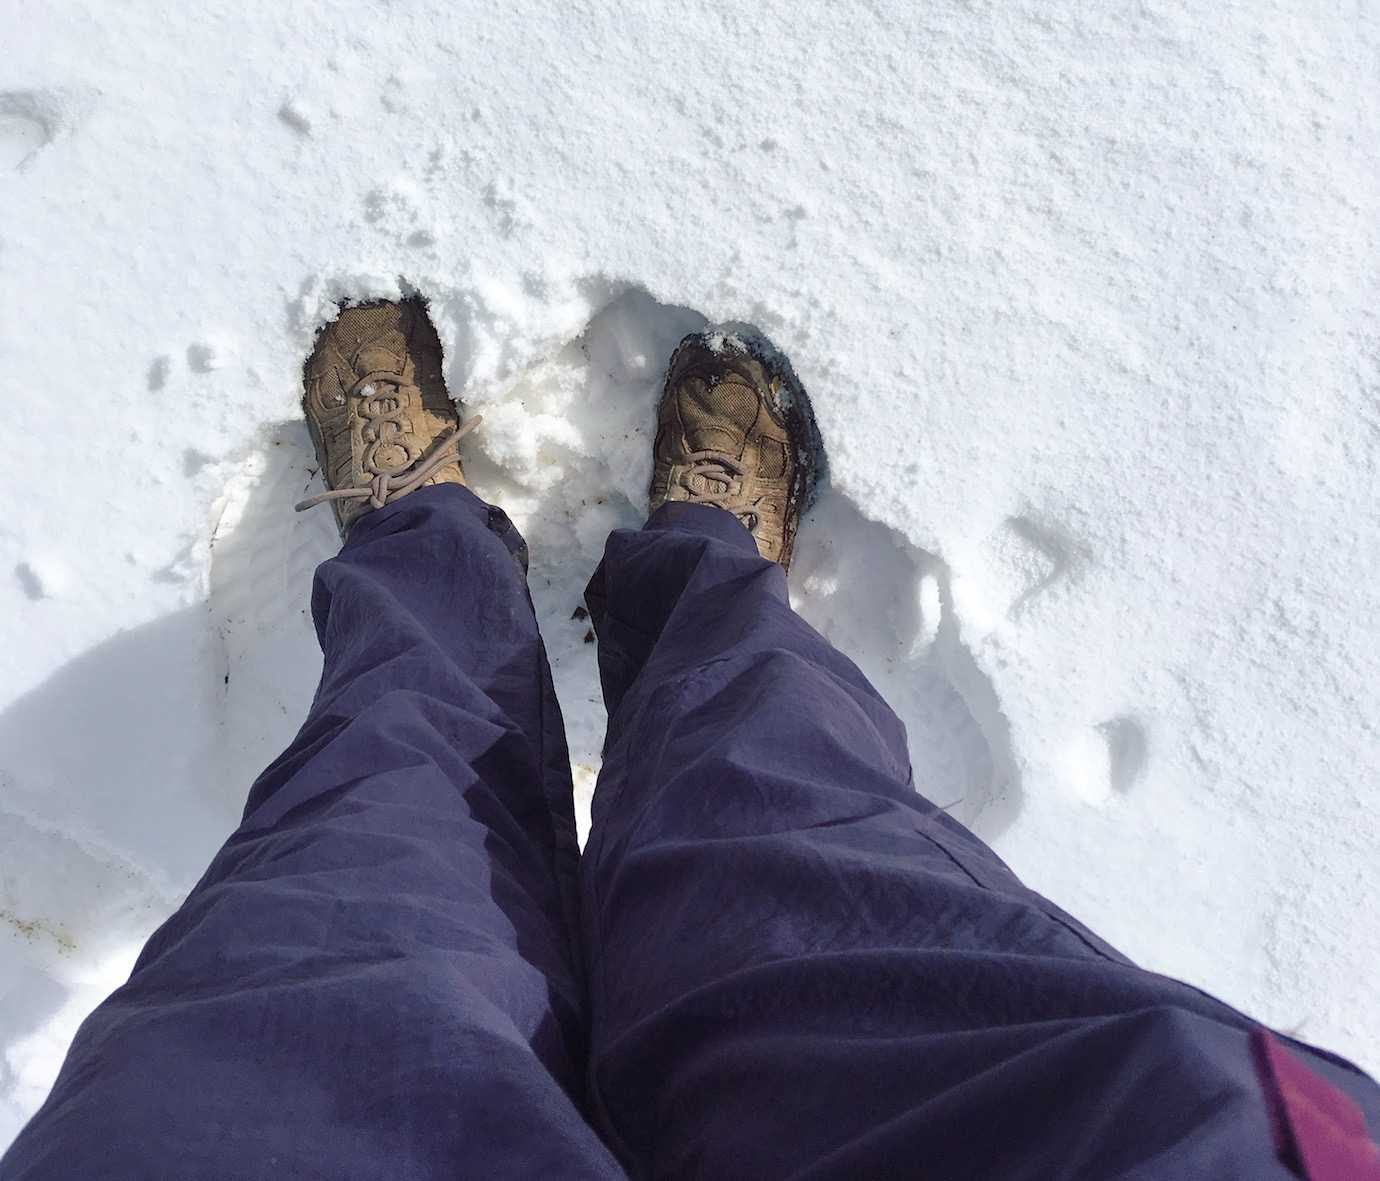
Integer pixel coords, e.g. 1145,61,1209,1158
295,370,482,513
677,451,760,533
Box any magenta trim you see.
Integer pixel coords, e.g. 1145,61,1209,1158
1251,1029,1380,1180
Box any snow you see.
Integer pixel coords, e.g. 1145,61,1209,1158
3,0,1379,1148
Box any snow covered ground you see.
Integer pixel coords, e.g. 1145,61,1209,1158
2,0,1378,1148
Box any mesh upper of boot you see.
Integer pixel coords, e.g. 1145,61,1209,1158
651,338,803,567
303,299,464,535
677,375,761,456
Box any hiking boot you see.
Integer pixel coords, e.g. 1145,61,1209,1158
649,331,822,568
295,298,478,536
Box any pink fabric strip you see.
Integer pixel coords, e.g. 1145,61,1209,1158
1250,1028,1380,1180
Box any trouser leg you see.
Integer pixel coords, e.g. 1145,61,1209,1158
2,486,625,1180
581,502,1380,1180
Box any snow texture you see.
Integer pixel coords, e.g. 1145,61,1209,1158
2,0,1378,1147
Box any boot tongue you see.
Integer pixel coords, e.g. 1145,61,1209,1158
356,347,406,378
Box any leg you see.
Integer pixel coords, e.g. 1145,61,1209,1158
2,487,623,1180
581,502,1380,1180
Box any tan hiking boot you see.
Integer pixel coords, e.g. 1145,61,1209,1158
649,331,823,568
295,298,478,536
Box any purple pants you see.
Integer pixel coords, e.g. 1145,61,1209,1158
4,486,1377,1179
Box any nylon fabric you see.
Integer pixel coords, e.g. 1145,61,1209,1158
3,486,1376,1180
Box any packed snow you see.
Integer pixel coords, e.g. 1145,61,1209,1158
2,0,1378,1148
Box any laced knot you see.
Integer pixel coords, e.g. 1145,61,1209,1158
677,450,760,533
295,369,481,514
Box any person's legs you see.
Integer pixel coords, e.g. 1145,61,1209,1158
2,487,624,1170
580,338,1380,1179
